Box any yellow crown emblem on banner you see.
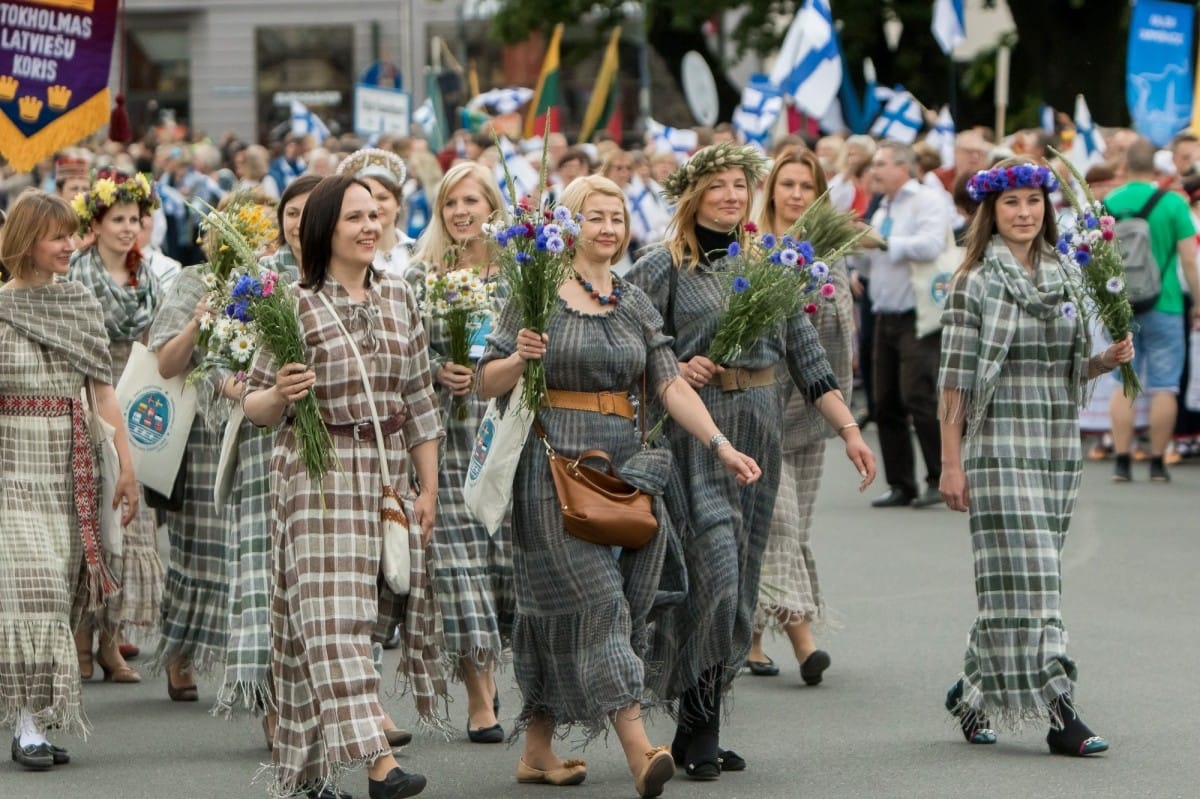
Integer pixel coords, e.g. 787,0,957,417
19,95,43,122
47,85,71,110
33,1,95,11
0,76,17,102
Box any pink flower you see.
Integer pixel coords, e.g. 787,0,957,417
1101,229,1114,241
804,303,819,315
262,271,279,297
820,283,836,299
743,221,758,233
1100,215,1115,227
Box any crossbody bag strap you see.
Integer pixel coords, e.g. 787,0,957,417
1136,187,1168,220
315,292,392,488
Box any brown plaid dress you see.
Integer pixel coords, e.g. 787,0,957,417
247,274,445,799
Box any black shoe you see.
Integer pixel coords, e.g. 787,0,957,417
11,738,53,771
1047,696,1108,756
681,733,720,781
48,743,69,765
744,656,779,676
383,728,412,748
368,767,426,799
466,723,504,744
304,789,353,799
799,650,831,686
717,748,745,772
1149,457,1170,483
944,679,997,745
381,624,401,650
871,488,913,508
911,487,944,509
1112,454,1132,482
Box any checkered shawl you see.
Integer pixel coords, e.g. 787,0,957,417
0,281,112,384
247,275,447,798
67,247,160,342
939,236,1093,728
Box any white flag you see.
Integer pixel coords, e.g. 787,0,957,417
625,174,672,245
931,0,966,56
869,90,925,144
733,81,784,150
768,0,843,118
925,105,957,170
493,137,542,205
647,118,699,164
290,100,330,144
1069,94,1107,173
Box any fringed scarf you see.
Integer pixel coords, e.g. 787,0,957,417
68,247,158,342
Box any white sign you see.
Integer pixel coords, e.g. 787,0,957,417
273,90,342,107
354,84,412,136
681,51,720,127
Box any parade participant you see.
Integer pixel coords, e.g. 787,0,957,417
67,170,166,685
408,161,513,743
54,155,91,202
0,190,138,769
745,147,853,686
477,174,760,798
243,175,441,799
626,144,874,780
939,159,1131,755
338,148,414,275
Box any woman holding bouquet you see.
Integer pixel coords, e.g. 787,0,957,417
745,146,855,685
477,175,761,798
67,170,166,684
939,159,1131,756
408,161,513,743
243,175,442,799
0,190,139,769
626,143,874,779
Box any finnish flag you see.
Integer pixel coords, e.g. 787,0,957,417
931,0,966,56
1069,94,1106,172
925,105,956,170
733,77,784,150
767,0,842,119
493,137,542,205
647,118,699,164
869,90,925,144
290,100,330,144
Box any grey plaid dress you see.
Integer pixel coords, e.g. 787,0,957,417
478,283,677,738
246,275,445,799
147,266,232,677
405,263,514,680
214,248,301,717
626,247,837,707
939,238,1090,728
0,281,113,737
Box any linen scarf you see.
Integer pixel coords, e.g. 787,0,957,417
0,281,112,383
964,236,1089,441
69,247,158,342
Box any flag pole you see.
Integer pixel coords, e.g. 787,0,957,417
994,45,1010,138
947,53,957,121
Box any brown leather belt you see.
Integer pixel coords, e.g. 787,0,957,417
708,367,776,392
545,389,636,420
326,410,407,441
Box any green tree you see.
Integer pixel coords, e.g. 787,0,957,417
478,0,1136,131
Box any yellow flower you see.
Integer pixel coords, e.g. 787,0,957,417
70,193,88,219
94,179,116,206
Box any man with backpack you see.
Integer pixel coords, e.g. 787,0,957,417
1105,136,1200,482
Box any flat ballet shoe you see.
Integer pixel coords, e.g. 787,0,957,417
466,723,504,744
635,747,675,798
799,650,831,686
384,728,412,748
515,757,588,785
744,656,779,677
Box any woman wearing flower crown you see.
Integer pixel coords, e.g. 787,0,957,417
626,143,874,780
0,190,140,770
408,161,514,744
744,146,855,686
939,158,1132,756
66,170,166,686
478,174,761,798
339,148,416,275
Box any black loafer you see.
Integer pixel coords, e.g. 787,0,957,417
800,650,832,686
368,767,427,799
11,738,53,770
466,723,504,744
871,489,914,508
48,743,69,765
745,656,780,677
910,487,944,508
717,748,746,772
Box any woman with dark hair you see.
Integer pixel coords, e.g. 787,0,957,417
243,175,442,799
744,146,854,685
626,143,874,780
338,148,414,275
214,176,321,745
67,170,166,685
939,159,1131,756
0,190,138,768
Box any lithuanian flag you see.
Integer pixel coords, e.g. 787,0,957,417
524,23,564,139
578,27,623,143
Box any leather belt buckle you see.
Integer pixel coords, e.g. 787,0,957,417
353,422,367,441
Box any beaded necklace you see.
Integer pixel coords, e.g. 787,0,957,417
574,270,622,306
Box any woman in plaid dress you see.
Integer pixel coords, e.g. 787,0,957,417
626,144,875,780
0,191,139,768
939,159,1132,756
407,162,513,743
244,176,441,799
477,176,761,798
67,171,166,682
746,147,854,686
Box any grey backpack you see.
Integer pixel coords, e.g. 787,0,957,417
1113,188,1167,314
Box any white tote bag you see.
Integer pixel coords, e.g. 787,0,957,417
84,381,124,559
213,404,244,509
463,377,535,536
910,227,961,340
115,341,197,496
1187,330,1200,412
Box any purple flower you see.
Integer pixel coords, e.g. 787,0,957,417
727,242,741,257
733,276,750,293
553,206,571,223
1061,301,1077,320
546,235,566,253
780,248,799,266
226,300,252,323
760,233,777,249
542,224,561,238
1106,277,1124,294
515,251,532,264
810,261,830,279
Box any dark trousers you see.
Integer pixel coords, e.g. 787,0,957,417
872,311,942,497
857,279,875,416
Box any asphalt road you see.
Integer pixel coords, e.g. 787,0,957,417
8,434,1199,799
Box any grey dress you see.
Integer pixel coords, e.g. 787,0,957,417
626,247,838,705
479,281,678,738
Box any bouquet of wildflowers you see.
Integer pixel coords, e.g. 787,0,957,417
707,221,840,365
1049,150,1141,398
421,268,496,418
490,129,579,411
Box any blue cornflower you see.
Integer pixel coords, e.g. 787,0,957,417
543,223,561,238
733,276,750,293
227,300,252,323
1056,236,1070,255
1083,214,1098,230
779,248,799,266
1061,301,1077,320
553,206,572,223
1074,250,1091,266
727,242,741,257
782,235,799,250
515,251,532,264
810,261,829,279
760,233,777,249
546,235,566,253
798,241,815,262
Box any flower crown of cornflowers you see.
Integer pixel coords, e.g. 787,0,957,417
965,163,1059,202
70,171,160,231
661,143,768,203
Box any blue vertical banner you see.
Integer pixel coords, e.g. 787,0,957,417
1126,0,1194,146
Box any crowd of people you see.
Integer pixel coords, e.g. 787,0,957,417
3,106,1191,797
